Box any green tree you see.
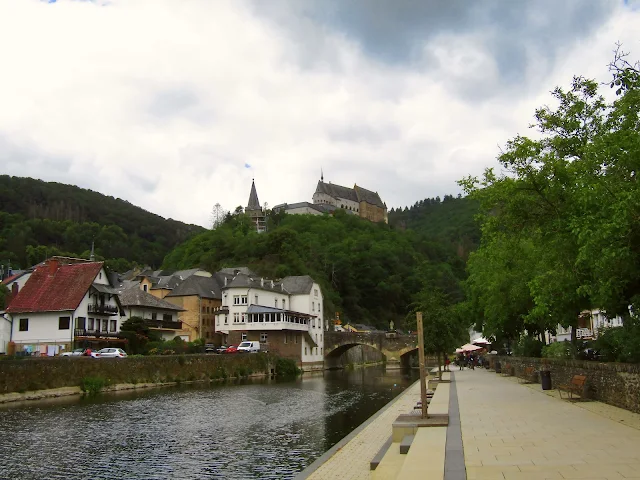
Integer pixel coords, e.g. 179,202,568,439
118,316,160,354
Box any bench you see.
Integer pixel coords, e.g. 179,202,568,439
558,375,587,400
518,366,537,384
500,363,513,376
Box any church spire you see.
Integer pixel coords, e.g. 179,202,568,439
321,168,324,183
247,179,261,210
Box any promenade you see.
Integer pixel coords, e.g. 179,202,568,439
297,367,640,479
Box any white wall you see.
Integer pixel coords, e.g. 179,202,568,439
0,314,12,354
11,311,75,346
287,205,323,216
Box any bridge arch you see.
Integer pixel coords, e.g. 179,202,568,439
323,331,418,368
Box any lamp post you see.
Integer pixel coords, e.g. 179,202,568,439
417,311,428,418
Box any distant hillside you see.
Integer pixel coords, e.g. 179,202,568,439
0,175,205,270
388,195,480,260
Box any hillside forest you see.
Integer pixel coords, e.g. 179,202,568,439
0,175,204,271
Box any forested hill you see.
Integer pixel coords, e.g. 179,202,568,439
389,195,480,259
162,206,475,331
0,175,204,270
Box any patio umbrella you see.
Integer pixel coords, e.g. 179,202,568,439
472,337,490,345
460,343,482,352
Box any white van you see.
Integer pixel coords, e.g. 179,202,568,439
237,341,261,353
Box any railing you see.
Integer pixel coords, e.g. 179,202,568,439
74,329,120,338
88,304,119,315
145,319,182,330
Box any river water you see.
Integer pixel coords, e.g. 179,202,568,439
0,367,418,479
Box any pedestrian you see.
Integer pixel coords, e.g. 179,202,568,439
445,357,451,372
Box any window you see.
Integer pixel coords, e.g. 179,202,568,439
110,320,117,332
75,317,86,329
224,315,228,325
143,284,148,292
282,299,286,309
163,314,172,322
314,289,318,296
312,302,315,312
241,313,246,323
223,293,227,306
242,332,247,341
102,319,108,331
234,313,239,323
58,317,70,330
233,295,240,305
241,295,248,305
206,306,210,314
88,318,94,330
255,295,258,304
312,319,315,328
19,318,28,331
260,332,268,342
275,299,278,308
152,312,158,320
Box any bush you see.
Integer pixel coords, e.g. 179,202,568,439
275,357,301,376
542,341,574,359
594,322,640,363
80,376,108,396
513,336,544,358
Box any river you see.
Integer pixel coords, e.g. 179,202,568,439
0,366,418,479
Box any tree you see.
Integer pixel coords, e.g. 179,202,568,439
0,284,9,310
210,203,228,230
118,316,160,354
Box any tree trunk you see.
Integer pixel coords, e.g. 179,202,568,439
437,352,442,381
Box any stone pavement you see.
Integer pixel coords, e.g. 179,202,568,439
457,368,640,480
300,380,422,480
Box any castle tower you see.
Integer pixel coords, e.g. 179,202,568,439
245,179,267,233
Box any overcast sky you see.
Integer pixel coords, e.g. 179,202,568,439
1,0,639,227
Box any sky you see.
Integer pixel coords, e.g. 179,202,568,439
1,0,639,228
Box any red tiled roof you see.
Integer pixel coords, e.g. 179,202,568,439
1,273,22,285
6,260,104,313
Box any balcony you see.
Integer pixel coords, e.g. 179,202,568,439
145,319,183,330
88,304,120,316
74,328,120,339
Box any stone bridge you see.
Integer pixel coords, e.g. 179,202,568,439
324,331,420,368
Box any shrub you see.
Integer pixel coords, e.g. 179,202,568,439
542,341,574,359
275,357,301,376
513,336,544,358
80,376,108,396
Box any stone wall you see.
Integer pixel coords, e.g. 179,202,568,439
496,356,640,413
0,354,276,394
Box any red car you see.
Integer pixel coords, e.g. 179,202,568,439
225,345,239,354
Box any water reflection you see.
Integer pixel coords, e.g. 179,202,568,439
0,367,418,479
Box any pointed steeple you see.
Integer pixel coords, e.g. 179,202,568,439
321,168,324,183
247,179,261,210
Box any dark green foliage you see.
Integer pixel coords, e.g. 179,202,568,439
0,284,8,309
594,321,640,363
163,208,472,330
274,357,300,376
80,376,108,396
0,175,204,269
513,337,544,358
542,341,574,359
118,316,160,354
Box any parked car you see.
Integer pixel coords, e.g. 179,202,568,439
215,345,228,354
237,341,261,353
61,348,85,357
95,348,127,358
205,344,216,353
224,345,239,354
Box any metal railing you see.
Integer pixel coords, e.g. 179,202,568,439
88,304,119,315
74,329,120,338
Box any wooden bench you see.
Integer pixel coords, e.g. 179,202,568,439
518,366,537,384
500,363,513,376
558,375,587,400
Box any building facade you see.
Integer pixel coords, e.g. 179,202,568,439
214,272,324,370
118,286,186,341
312,178,388,223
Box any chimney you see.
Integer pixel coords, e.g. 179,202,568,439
48,259,59,276
6,282,19,308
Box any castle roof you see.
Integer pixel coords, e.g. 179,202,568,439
247,179,261,210
354,185,385,208
314,180,385,209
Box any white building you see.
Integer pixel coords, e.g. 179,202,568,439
5,257,125,355
554,308,624,342
214,271,324,370
118,286,187,341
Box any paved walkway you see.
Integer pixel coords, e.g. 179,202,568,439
457,369,640,480
301,380,422,480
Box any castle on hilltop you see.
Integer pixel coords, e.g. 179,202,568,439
271,173,388,224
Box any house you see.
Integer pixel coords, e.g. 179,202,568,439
245,179,267,233
214,271,325,371
164,275,223,342
312,176,388,223
5,257,124,355
135,268,212,299
554,309,625,342
118,286,187,341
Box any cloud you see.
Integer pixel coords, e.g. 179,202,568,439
0,0,638,228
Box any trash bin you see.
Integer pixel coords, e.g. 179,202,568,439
495,361,501,374
540,370,552,390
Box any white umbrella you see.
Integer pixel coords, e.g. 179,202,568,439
472,337,491,345
460,343,482,352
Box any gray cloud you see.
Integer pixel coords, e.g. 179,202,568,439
250,0,617,89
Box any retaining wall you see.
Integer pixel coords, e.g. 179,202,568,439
496,356,640,413
0,354,276,394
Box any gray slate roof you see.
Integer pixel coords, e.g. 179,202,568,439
354,185,385,208
314,180,358,202
166,275,222,299
119,287,185,311
281,276,314,294
224,273,286,293
247,180,261,210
